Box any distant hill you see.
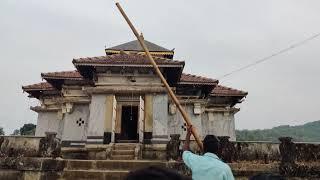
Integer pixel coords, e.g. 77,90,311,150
236,120,320,142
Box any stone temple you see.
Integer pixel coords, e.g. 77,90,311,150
22,39,247,148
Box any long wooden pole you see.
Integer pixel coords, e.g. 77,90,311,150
115,2,203,150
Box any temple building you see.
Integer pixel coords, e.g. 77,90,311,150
22,40,247,147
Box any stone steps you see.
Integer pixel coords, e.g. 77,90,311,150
112,150,135,156
62,169,129,180
65,159,167,171
113,144,136,151
111,143,137,160
110,155,135,160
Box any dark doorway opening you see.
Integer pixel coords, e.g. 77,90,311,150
120,106,138,141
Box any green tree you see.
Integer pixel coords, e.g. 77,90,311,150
0,127,4,135
20,123,36,135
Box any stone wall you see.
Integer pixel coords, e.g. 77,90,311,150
35,111,61,138
205,111,236,141
152,94,169,142
1,135,319,179
86,94,106,144
168,104,203,140
0,133,61,158
0,136,42,157
61,104,90,147
169,106,237,141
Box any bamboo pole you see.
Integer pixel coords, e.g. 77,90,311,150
115,2,203,150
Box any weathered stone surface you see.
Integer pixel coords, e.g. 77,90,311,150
295,143,320,162
166,134,181,161
0,133,61,159
0,136,319,179
142,144,167,160
41,158,65,171
0,170,22,180
278,137,320,178
16,157,42,170
0,136,41,157
38,132,61,158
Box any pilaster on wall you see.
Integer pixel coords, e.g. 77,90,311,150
152,94,169,143
86,94,107,144
144,94,153,142
104,95,115,144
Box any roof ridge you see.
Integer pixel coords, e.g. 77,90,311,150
181,73,218,82
105,39,172,52
22,82,55,90
212,85,248,95
41,70,83,79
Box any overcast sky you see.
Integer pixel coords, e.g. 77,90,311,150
1,0,320,134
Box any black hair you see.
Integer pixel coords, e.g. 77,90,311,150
203,135,220,154
249,173,286,180
125,166,191,180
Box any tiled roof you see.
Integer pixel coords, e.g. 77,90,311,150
179,73,218,85
211,85,248,97
106,40,172,52
73,54,184,67
22,82,55,91
41,70,83,80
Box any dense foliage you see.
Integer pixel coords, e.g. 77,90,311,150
10,123,36,136
236,120,320,142
20,123,36,135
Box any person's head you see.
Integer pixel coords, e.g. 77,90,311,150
203,135,220,154
125,166,191,180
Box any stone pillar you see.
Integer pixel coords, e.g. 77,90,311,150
103,95,115,144
144,94,153,143
86,94,106,144
279,137,297,176
152,94,169,143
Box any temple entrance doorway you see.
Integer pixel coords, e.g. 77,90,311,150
120,106,138,142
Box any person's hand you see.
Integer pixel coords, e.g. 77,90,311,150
186,125,192,137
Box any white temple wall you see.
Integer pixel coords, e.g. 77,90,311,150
152,94,169,142
86,94,106,144
204,111,236,141
61,104,89,146
168,104,203,140
35,111,61,138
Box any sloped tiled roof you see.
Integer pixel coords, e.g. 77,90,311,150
211,85,248,97
106,40,172,52
179,73,218,85
22,82,55,91
73,54,184,67
41,70,83,80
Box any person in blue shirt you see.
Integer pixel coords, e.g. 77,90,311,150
182,126,235,180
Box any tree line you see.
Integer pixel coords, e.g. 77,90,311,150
236,120,320,142
0,123,36,136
